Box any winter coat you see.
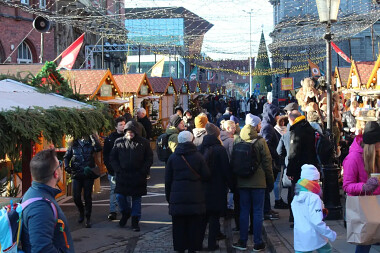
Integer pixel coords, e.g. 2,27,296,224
343,135,380,196
166,127,180,152
138,116,152,139
103,131,124,176
260,103,280,170
110,132,153,197
193,128,207,147
63,137,102,179
291,191,336,251
124,114,147,138
216,113,231,129
287,117,318,181
240,99,247,113
199,135,234,212
165,142,210,216
220,130,234,160
183,110,195,132
21,182,74,253
277,124,290,167
342,111,356,130
235,124,274,189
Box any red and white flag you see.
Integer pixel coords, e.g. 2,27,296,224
57,33,85,70
331,41,351,63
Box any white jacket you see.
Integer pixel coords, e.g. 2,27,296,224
291,191,337,252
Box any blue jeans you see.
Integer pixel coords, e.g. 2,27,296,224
355,245,371,253
116,194,142,219
295,242,332,253
108,174,117,213
239,188,265,244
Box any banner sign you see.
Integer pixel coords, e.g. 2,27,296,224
281,77,294,91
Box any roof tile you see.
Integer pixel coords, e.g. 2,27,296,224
113,74,145,93
149,77,171,93
60,69,108,95
355,61,375,85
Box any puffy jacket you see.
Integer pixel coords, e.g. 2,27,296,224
110,129,153,196
235,124,274,189
291,191,336,251
166,127,180,152
64,137,102,179
165,142,210,216
103,131,124,176
287,117,318,181
192,128,207,147
21,182,74,253
220,130,234,160
343,135,380,196
199,135,234,212
260,103,280,170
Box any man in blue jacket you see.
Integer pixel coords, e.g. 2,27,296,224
21,148,74,252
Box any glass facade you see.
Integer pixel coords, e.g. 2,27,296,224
125,18,185,46
127,61,184,78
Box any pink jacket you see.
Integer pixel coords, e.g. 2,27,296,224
343,135,380,196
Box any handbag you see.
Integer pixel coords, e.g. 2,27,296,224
181,155,200,179
84,166,100,179
346,194,380,245
282,168,292,188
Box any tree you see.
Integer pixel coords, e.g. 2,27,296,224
252,31,272,94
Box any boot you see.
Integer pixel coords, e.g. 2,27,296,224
85,217,92,228
77,210,84,223
119,211,130,227
131,216,140,232
274,198,289,209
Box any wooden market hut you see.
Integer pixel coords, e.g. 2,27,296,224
334,66,350,90
200,81,210,94
0,79,93,197
188,80,201,96
173,78,189,111
113,73,155,118
209,83,217,95
149,77,177,127
366,53,380,90
347,60,375,90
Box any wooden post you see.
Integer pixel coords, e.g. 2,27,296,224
21,140,33,195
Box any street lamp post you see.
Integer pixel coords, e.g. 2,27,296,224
316,0,342,220
283,55,292,99
244,9,254,97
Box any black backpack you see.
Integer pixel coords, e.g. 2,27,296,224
315,131,334,165
231,137,261,177
156,133,172,162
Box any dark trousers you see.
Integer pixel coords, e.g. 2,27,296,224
234,192,253,231
201,211,220,249
72,177,94,218
288,181,296,222
172,215,204,252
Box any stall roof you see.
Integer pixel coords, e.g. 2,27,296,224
0,79,92,111
0,64,43,79
114,73,153,94
60,69,110,95
188,80,199,93
172,78,186,92
335,67,350,87
209,83,217,93
348,61,375,88
149,77,173,94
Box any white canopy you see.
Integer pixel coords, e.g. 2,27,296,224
0,79,92,111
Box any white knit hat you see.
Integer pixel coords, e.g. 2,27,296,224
178,131,193,143
245,113,261,127
301,164,320,181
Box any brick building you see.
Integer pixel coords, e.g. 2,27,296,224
0,1,55,64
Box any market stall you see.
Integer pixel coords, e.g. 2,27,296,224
334,66,350,91
346,60,375,90
149,77,177,128
173,78,189,111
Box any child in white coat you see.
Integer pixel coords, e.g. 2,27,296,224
291,164,337,253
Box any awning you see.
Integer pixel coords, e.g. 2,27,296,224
100,99,130,105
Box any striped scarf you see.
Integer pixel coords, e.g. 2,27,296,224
296,178,322,196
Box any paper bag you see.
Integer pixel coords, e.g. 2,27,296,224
346,195,380,245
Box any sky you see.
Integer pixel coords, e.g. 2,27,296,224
124,0,274,60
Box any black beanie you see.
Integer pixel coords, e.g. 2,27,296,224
363,121,380,144
170,115,182,128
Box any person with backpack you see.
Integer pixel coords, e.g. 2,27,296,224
21,149,74,252
110,121,153,231
165,131,210,253
199,123,234,251
231,114,274,252
193,114,208,147
103,116,126,221
64,134,102,228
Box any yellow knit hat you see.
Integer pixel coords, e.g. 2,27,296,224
195,115,208,128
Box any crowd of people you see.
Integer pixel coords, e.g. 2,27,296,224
17,89,380,253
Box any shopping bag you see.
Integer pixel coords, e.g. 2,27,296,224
346,195,380,245
282,168,292,188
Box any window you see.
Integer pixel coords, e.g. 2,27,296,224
39,0,46,8
20,0,29,5
17,42,32,64
243,66,246,70
243,75,246,80
236,66,239,70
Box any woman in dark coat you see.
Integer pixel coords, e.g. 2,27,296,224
199,123,234,250
165,131,210,253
